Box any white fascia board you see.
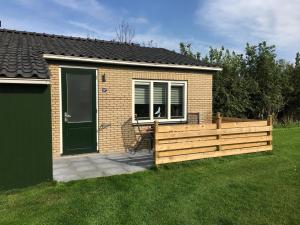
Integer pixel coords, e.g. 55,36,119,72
43,54,222,71
0,78,50,84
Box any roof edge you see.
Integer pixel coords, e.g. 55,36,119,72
0,78,50,84
43,54,222,72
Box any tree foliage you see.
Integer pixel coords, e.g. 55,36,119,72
179,42,201,60
180,41,300,121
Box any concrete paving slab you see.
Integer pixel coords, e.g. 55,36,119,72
53,150,153,182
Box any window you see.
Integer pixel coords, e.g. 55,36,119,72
133,80,187,123
171,85,184,118
134,83,150,120
154,83,168,119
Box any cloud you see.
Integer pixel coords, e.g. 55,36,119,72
52,0,114,21
128,17,148,25
196,0,300,56
68,20,115,40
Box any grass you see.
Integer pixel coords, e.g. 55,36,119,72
1,128,299,225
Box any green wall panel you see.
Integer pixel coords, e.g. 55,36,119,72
0,84,52,189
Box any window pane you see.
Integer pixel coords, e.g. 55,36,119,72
171,85,184,118
135,84,150,120
67,73,92,122
154,83,167,118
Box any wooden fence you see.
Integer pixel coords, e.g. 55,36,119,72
154,114,273,165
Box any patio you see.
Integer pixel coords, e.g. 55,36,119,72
53,151,154,182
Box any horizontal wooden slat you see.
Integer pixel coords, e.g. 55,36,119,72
156,126,271,140
157,123,216,133
157,146,217,157
222,117,259,122
155,145,272,164
221,142,268,150
158,135,217,144
221,121,268,128
156,135,272,151
222,132,268,139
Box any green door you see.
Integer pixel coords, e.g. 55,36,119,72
61,68,97,155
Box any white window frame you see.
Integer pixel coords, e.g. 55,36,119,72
132,79,187,124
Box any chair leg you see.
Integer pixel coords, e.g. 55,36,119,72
148,139,153,153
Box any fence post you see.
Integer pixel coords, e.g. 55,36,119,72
216,112,222,151
154,120,159,166
267,114,273,148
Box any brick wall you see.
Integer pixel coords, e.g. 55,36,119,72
49,64,61,158
49,64,213,157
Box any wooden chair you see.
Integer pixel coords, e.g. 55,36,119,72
187,112,201,124
132,114,154,154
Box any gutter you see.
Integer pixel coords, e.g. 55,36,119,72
0,78,50,85
43,54,222,72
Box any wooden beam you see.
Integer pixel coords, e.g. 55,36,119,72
156,135,272,151
222,121,268,128
216,112,222,151
267,115,273,147
154,120,159,166
156,126,271,140
157,146,217,157
156,145,272,164
157,123,216,133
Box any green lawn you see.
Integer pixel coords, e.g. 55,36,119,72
1,128,299,225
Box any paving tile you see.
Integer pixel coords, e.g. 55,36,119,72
75,165,97,172
77,170,105,179
54,174,81,182
69,156,90,162
53,163,71,169
53,152,154,181
95,163,118,170
103,167,128,176
71,161,94,167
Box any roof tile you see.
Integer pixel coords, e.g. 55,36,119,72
0,29,215,79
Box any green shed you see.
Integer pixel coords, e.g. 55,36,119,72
0,83,52,189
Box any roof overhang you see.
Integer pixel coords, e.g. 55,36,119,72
0,78,50,84
43,54,222,72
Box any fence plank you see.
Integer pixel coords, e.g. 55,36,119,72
156,126,271,140
156,135,272,151
222,121,267,128
221,142,268,150
222,132,268,139
157,146,217,157
157,123,216,133
158,135,217,144
156,145,272,164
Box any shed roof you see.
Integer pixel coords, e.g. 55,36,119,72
0,29,219,79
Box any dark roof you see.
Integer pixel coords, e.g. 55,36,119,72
0,29,214,79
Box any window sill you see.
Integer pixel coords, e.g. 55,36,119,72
132,119,187,126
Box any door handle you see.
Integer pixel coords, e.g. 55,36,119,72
64,112,72,122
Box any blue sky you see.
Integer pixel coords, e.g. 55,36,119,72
1,0,300,62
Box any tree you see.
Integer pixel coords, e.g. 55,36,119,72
244,42,285,119
181,41,298,121
205,47,252,117
179,42,200,60
280,52,300,121
115,20,135,43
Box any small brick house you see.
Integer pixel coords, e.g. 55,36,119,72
0,29,221,160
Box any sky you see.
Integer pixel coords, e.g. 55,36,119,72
1,0,300,62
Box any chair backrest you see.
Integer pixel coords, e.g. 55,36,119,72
134,114,143,135
187,112,201,124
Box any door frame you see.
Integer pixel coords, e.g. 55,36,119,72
58,66,99,155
